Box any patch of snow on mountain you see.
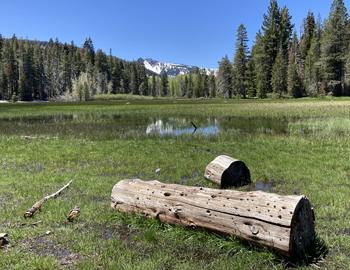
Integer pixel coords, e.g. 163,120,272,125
143,58,217,77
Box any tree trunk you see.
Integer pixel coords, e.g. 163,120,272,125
111,179,315,260
204,155,251,188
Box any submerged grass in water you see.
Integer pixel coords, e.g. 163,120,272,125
0,98,349,269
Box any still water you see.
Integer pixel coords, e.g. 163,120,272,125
0,113,289,139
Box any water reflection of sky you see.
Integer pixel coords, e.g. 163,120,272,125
146,119,219,136
0,113,290,138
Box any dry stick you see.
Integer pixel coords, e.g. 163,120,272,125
24,180,73,218
20,220,42,227
190,121,198,134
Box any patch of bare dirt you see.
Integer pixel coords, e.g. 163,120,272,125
101,223,140,245
22,235,80,266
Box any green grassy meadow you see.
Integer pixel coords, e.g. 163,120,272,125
0,98,349,269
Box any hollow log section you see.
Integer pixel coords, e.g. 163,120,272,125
111,179,315,259
204,155,251,188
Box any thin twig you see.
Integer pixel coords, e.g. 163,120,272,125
24,180,73,218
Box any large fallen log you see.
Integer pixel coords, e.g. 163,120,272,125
111,179,315,260
204,155,251,188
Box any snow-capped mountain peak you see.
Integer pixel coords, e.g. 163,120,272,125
143,58,216,77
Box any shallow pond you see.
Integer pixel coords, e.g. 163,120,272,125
0,113,290,139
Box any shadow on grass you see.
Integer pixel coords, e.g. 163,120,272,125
109,212,328,268
286,234,328,267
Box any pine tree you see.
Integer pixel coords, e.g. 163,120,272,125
95,49,108,74
33,44,46,99
0,34,3,59
343,51,350,95
23,43,35,100
304,15,322,96
321,0,349,95
180,76,187,97
192,68,202,97
217,56,233,98
271,49,286,97
279,6,293,62
288,63,302,98
130,63,139,95
187,74,194,98
253,33,269,98
160,70,168,96
288,33,303,97
202,73,209,97
18,55,25,101
300,11,316,60
0,34,4,99
2,38,18,99
208,73,216,97
246,56,256,97
83,37,95,68
60,45,72,94
233,24,249,98
261,0,281,90
121,64,131,93
151,75,157,96
111,59,122,93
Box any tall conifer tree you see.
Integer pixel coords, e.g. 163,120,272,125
321,0,349,94
217,56,233,98
233,24,249,98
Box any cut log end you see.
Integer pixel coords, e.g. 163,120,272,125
204,155,251,188
221,160,251,188
289,197,316,261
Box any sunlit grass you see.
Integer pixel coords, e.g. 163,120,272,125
289,117,350,136
0,98,349,269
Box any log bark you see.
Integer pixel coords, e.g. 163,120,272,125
111,179,315,260
204,155,251,188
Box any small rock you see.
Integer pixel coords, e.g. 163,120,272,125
0,233,9,247
67,206,80,222
45,230,52,235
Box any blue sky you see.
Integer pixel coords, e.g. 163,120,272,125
0,0,347,68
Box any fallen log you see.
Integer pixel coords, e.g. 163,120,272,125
204,155,251,188
24,180,73,218
111,179,315,260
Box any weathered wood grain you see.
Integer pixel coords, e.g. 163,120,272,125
111,179,315,259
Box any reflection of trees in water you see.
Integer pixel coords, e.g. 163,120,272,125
145,117,219,136
0,114,289,138
219,116,288,134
